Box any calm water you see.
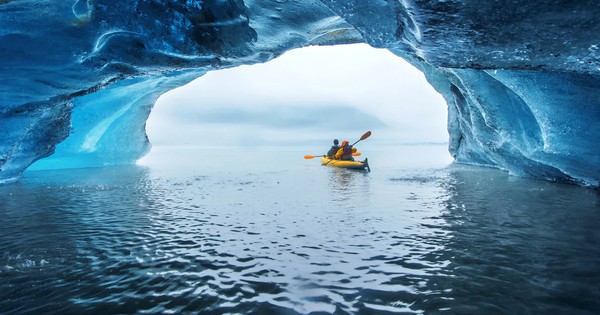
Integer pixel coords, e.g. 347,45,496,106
1,145,598,314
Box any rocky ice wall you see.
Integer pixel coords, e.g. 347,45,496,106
0,0,598,185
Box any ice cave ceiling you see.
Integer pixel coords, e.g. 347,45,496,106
0,0,599,186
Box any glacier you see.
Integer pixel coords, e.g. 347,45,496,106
0,0,599,185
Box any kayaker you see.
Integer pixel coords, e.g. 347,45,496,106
326,139,340,159
335,140,355,161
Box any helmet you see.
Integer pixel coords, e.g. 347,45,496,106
333,139,339,145
341,140,349,146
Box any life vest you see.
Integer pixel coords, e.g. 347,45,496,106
341,144,353,160
335,148,343,159
335,140,351,159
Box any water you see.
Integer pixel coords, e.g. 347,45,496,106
1,145,598,314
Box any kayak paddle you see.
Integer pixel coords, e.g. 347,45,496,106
304,155,323,159
351,131,372,146
305,152,361,159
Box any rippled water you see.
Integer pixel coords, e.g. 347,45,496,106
1,145,599,314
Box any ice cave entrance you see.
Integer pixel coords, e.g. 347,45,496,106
146,44,448,148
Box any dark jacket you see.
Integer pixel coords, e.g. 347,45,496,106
327,145,340,158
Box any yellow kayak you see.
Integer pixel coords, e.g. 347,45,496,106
321,156,370,171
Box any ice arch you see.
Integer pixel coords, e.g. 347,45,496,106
144,44,448,147
1,0,599,186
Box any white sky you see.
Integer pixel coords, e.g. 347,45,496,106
147,43,448,147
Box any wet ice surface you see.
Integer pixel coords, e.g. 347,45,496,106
1,145,598,314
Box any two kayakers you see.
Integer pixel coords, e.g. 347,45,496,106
326,139,340,159
326,138,359,161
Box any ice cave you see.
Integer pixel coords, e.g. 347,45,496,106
0,0,598,186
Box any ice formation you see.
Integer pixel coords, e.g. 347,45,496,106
1,1,598,185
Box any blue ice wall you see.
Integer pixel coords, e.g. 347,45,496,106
1,0,599,185
440,69,600,185
28,70,205,171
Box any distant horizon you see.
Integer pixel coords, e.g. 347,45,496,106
145,141,450,150
146,44,448,147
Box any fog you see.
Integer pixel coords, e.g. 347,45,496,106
147,44,448,147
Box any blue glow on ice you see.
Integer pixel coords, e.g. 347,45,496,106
1,0,599,185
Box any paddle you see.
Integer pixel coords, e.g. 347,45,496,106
304,152,361,159
351,130,372,146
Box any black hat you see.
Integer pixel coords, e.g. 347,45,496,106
333,139,339,145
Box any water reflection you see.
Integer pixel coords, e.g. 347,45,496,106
1,152,598,314
1,165,171,313
326,168,371,201
417,165,600,314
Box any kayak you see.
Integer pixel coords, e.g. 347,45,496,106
320,156,370,171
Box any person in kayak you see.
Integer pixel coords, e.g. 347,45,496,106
335,140,355,161
326,139,340,159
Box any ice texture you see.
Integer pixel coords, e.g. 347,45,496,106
0,0,598,185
